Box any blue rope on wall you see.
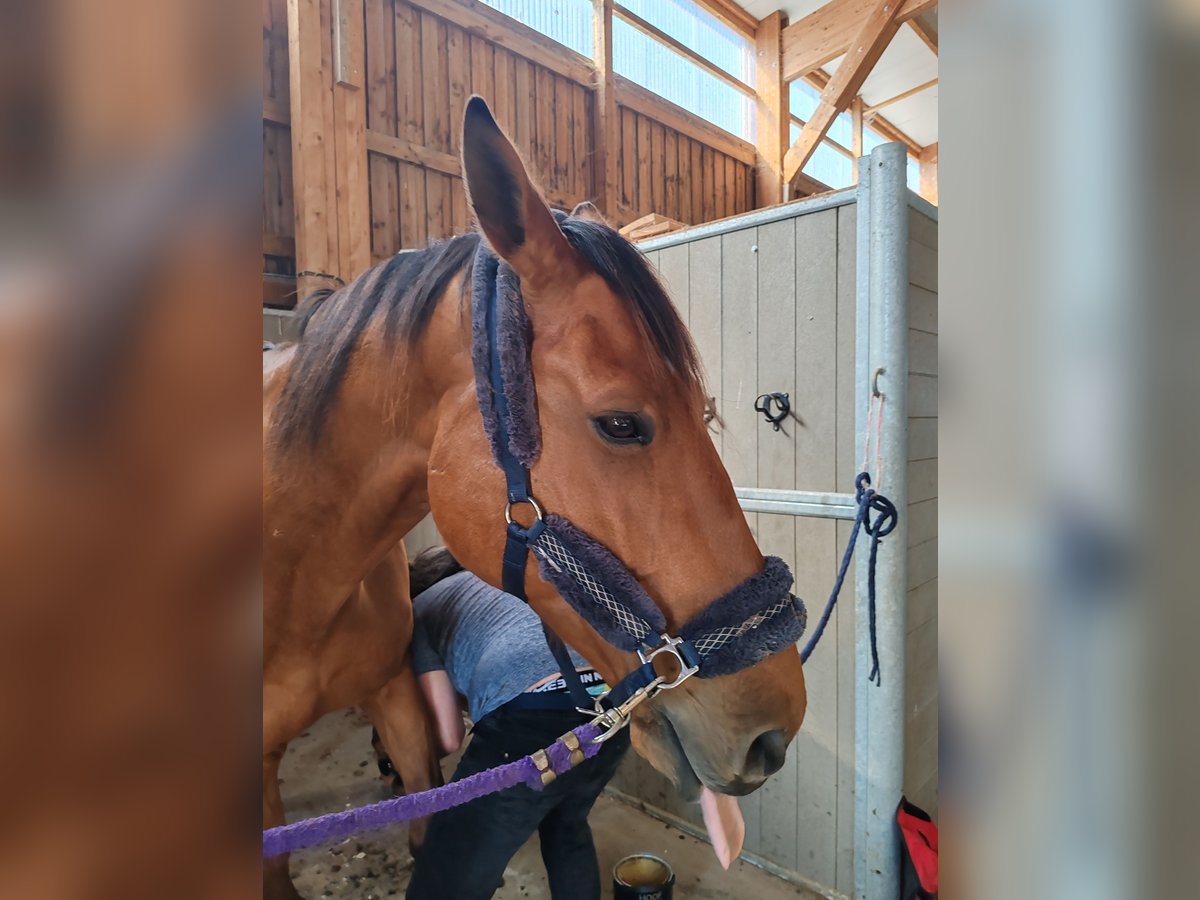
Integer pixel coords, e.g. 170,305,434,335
799,472,898,686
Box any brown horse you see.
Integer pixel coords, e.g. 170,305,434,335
263,97,807,897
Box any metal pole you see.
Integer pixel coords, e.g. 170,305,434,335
853,143,910,899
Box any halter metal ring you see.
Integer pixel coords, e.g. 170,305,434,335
637,634,700,691
504,496,544,526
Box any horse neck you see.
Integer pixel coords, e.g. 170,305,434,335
264,288,472,597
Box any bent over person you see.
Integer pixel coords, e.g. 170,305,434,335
402,548,630,900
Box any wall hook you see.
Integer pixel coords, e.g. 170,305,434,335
754,392,791,432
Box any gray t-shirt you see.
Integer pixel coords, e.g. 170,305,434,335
410,571,604,722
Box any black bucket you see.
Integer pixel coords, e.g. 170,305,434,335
612,853,675,900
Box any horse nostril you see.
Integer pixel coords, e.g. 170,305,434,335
745,729,788,778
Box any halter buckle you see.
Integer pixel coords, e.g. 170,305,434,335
637,634,700,691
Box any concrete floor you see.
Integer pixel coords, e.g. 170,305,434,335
280,709,824,900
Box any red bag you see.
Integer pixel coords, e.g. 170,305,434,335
897,797,938,898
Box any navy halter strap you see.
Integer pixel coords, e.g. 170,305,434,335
472,243,809,730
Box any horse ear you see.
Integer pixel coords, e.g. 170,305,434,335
570,201,607,225
461,96,576,291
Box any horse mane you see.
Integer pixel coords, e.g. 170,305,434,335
270,214,702,449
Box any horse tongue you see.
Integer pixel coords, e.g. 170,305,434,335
699,786,745,870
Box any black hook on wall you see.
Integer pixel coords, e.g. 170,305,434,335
754,392,791,432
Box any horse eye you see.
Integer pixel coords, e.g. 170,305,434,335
594,413,649,445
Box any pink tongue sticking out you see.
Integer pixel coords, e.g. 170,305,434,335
699,786,745,870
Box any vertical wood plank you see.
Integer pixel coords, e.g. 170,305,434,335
663,129,678,220
395,0,422,143
573,84,589,202
420,13,449,153
725,155,736,217
675,135,690,223
636,114,651,217
426,172,449,240
468,34,494,107
446,24,468,155
399,161,427,248
754,219,797,867
446,23,469,233
534,66,555,187
366,0,398,261
395,1,425,248
513,58,534,164
650,122,665,213
492,48,515,134
420,11,450,240
554,77,572,195
700,146,713,223
619,107,635,210
689,139,703,224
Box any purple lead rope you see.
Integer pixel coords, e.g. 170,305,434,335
263,722,604,859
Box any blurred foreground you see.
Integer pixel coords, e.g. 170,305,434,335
0,0,1195,896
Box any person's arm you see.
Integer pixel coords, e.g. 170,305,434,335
409,617,465,755
418,670,465,755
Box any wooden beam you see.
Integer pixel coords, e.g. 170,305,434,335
788,113,853,158
918,141,937,204
693,0,758,37
802,67,919,156
783,0,902,187
792,170,835,198
782,0,937,82
331,0,370,278
613,4,755,98
263,233,296,259
592,0,618,214
907,13,938,54
263,96,290,126
754,11,787,207
404,0,594,86
613,75,757,166
287,0,335,297
366,129,462,176
851,95,863,181
863,77,937,115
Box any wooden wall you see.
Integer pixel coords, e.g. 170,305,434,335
263,0,295,303
362,0,596,263
263,0,760,303
616,104,754,226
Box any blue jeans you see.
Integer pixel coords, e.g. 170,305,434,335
406,704,630,900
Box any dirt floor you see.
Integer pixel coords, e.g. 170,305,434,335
280,709,825,900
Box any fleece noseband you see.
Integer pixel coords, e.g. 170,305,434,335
471,240,807,731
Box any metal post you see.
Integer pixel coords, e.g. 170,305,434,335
853,143,910,899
